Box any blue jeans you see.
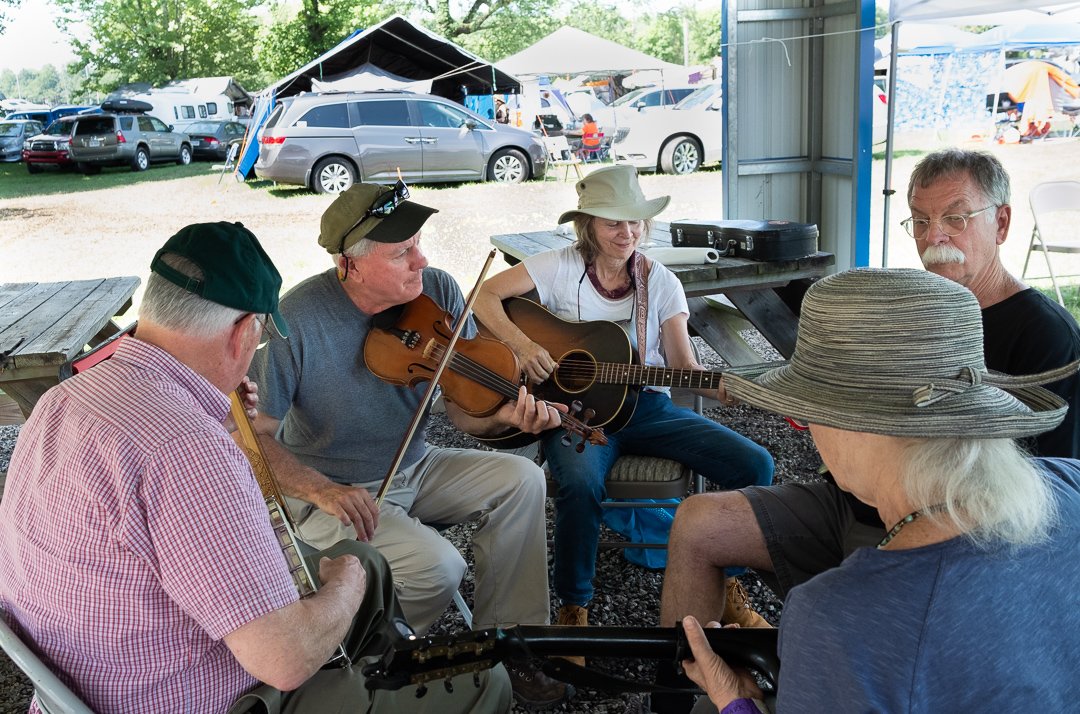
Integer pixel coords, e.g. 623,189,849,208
544,390,775,606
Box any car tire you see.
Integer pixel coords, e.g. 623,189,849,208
26,163,42,174
488,148,529,184
78,162,101,175
130,147,150,172
177,144,192,166
660,136,702,175
311,157,356,194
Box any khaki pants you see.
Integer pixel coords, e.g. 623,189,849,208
229,539,511,714
287,446,551,632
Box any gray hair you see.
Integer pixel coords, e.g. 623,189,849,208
900,437,1058,548
139,254,246,338
907,149,1011,209
572,216,654,264
334,236,379,269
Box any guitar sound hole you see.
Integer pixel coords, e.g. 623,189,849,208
555,351,597,392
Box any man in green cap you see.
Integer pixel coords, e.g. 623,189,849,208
0,222,510,712
248,183,573,709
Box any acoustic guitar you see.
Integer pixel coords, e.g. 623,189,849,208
478,297,726,448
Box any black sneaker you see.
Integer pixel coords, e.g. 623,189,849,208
506,660,575,710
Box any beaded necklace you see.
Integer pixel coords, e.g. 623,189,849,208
877,504,947,549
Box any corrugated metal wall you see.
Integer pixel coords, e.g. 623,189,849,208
722,0,874,271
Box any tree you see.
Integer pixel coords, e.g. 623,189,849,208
54,0,265,93
0,0,21,35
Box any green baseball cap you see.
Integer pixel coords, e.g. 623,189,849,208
318,183,438,254
150,222,289,338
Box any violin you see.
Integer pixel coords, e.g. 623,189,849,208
364,293,607,451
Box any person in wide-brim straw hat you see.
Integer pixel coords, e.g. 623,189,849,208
676,267,1080,714
474,164,777,647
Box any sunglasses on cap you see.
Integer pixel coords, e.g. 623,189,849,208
337,179,411,253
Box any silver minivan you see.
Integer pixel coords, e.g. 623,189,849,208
254,90,547,193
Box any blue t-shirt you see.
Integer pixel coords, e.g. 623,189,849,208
776,457,1080,712
248,268,472,485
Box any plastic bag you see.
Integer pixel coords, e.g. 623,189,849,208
600,498,680,569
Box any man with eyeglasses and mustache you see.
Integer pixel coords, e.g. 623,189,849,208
247,182,573,711
648,149,1080,714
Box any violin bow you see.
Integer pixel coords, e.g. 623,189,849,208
375,248,498,506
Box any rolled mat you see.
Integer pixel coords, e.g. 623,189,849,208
640,247,720,265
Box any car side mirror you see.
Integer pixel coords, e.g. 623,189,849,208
634,102,646,111
167,125,174,132
463,120,477,130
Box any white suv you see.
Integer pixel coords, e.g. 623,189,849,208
592,84,697,134
611,83,722,175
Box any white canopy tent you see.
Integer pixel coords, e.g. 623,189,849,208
309,62,432,93
880,1,1080,264
498,26,685,77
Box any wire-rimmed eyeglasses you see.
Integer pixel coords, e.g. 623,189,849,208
337,179,411,253
899,205,996,239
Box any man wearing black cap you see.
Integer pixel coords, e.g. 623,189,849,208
0,222,510,712
248,183,572,709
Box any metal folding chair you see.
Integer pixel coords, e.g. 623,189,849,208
0,608,93,714
1022,180,1080,305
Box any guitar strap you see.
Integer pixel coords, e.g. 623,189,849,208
633,251,652,366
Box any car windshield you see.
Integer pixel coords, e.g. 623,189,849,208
610,88,649,107
45,121,72,135
186,121,219,134
676,84,721,110
0,123,22,137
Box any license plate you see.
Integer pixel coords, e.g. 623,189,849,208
87,138,101,147
192,140,202,147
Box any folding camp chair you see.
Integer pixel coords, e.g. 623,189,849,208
1022,180,1080,305
0,607,93,714
542,135,583,181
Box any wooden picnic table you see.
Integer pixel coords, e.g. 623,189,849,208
490,221,834,366
0,277,140,420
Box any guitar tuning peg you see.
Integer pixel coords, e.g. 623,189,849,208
570,399,583,415
582,407,596,422
560,431,572,448
415,684,428,698
444,679,454,693
575,438,586,453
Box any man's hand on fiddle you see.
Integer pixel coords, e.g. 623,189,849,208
681,616,764,710
498,385,567,434
224,376,260,433
310,482,380,542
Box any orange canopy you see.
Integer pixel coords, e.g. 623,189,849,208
1001,60,1080,130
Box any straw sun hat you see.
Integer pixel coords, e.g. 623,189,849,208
724,268,1077,439
557,165,670,224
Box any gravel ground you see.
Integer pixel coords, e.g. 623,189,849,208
0,333,821,714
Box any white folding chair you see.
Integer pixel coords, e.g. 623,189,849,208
542,135,583,182
0,608,93,714
1022,180,1080,305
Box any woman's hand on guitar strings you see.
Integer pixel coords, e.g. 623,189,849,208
511,338,558,385
681,616,764,710
497,385,568,434
717,378,738,407
310,481,381,542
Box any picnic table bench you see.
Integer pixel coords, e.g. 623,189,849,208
0,277,140,420
490,221,834,366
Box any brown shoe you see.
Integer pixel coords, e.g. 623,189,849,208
507,660,575,710
555,604,588,666
722,579,772,628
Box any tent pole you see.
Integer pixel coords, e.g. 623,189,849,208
882,22,901,267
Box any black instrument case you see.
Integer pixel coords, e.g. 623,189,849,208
670,219,819,261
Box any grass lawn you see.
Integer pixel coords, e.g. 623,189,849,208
0,160,213,199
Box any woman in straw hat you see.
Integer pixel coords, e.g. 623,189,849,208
677,267,1080,713
474,165,775,641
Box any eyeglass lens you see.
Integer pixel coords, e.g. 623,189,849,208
903,215,970,239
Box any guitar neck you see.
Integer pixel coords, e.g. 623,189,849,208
595,363,724,390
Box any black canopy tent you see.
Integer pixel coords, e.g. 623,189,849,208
267,15,522,103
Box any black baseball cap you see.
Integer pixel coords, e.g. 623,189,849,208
150,222,288,338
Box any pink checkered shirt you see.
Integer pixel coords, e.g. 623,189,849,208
0,338,298,713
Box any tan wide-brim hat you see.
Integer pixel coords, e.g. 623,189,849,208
557,165,670,224
724,268,1077,439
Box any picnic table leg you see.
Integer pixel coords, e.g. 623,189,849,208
723,289,800,359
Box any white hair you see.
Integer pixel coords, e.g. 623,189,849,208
900,437,1058,548
139,254,246,338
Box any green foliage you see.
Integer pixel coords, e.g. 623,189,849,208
1034,284,1080,324
875,5,889,39
53,0,265,94
0,0,21,35
0,65,97,105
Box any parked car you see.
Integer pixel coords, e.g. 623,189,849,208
611,83,721,175
184,120,247,160
592,84,697,134
6,105,96,128
254,90,547,193
68,105,192,173
0,119,45,162
22,116,79,172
